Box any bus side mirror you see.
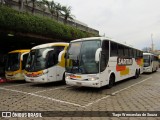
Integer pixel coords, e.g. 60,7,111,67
58,50,65,62
95,48,102,62
21,52,29,61
42,49,54,58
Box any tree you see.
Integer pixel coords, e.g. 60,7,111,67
46,0,56,19
55,3,62,21
26,0,38,14
61,6,74,24
37,0,47,16
18,0,24,11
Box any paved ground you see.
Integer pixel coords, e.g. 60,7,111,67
0,70,160,120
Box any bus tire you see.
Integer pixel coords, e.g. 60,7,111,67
138,69,140,77
134,70,138,79
108,74,115,89
61,73,66,84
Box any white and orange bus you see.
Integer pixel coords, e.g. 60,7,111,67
24,42,69,83
5,50,30,80
65,37,143,88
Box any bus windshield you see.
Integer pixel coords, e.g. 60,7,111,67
143,55,150,67
5,53,20,71
25,48,46,72
66,40,101,74
25,46,64,72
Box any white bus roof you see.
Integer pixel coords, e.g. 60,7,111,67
70,37,141,51
143,53,156,56
31,42,69,50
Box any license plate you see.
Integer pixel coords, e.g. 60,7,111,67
30,79,34,81
70,75,81,79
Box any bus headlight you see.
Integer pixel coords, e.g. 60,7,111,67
88,77,99,81
66,76,70,79
43,70,48,74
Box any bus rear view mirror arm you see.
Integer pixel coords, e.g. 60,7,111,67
21,52,29,61
95,48,102,62
58,50,65,62
42,48,54,58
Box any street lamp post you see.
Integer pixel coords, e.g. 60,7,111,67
151,33,154,52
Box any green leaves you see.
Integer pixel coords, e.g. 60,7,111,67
0,5,97,41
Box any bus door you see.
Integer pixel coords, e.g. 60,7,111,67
21,52,29,71
46,49,60,81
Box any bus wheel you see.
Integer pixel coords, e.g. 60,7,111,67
61,73,66,84
134,70,138,79
108,74,115,89
138,69,140,77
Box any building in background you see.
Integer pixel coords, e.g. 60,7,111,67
1,0,99,35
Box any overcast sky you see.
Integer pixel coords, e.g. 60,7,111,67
57,0,160,50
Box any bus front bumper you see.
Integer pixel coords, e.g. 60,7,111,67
5,73,24,80
66,79,101,88
143,67,152,73
24,74,48,83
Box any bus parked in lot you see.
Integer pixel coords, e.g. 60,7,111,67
143,53,159,73
5,50,30,80
24,42,69,83
65,37,143,88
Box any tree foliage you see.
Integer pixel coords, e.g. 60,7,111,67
0,5,97,41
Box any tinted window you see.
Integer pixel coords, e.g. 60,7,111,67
133,49,136,58
22,53,29,70
139,51,143,57
47,46,65,68
129,48,133,57
47,50,57,67
5,53,20,71
66,40,101,74
137,50,139,57
110,42,118,56
118,44,124,56
124,46,129,57
101,40,109,72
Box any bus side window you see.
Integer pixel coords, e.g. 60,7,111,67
133,49,136,58
47,50,57,67
124,46,129,58
118,44,124,57
22,54,29,70
110,42,118,56
137,50,140,58
46,46,65,68
129,48,133,58
137,50,141,58
140,51,143,58
100,40,109,72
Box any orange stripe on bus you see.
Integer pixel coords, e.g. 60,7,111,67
116,65,126,71
136,58,143,66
